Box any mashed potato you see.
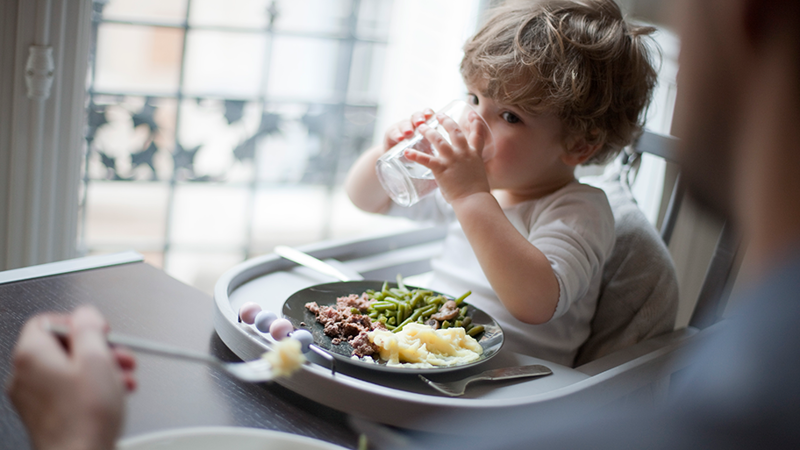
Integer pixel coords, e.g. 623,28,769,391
368,322,483,368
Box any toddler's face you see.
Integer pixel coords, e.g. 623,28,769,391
465,83,576,199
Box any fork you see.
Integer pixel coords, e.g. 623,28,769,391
47,323,278,383
418,364,553,396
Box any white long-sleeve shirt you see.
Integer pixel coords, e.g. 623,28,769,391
388,181,615,366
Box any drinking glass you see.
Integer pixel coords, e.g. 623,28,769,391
375,100,493,207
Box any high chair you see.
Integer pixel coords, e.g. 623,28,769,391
214,130,742,431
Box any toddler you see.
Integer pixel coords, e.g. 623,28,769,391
344,0,658,366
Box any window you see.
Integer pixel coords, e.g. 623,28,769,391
80,0,425,293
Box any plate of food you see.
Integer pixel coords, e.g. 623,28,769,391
280,278,504,374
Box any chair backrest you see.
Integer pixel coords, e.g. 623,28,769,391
575,130,743,366
630,130,742,329
575,148,680,365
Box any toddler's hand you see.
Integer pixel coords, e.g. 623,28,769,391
406,111,491,203
381,108,435,152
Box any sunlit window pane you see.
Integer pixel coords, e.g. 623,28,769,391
103,0,187,23
83,182,169,250
169,184,249,247
272,0,351,34
357,0,393,39
251,186,328,251
266,37,338,100
94,24,183,94
189,0,272,29
183,30,267,97
347,42,386,103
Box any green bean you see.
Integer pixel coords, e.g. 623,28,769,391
424,295,442,305
396,273,407,291
371,302,396,311
395,304,436,332
467,325,484,337
398,303,407,322
382,296,404,306
409,291,426,308
389,288,408,298
454,290,471,305
362,279,475,334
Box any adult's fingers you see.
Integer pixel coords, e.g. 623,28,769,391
69,305,113,363
112,347,136,371
5,314,71,401
111,346,137,392
12,314,71,370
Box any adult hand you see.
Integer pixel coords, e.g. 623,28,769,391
6,305,137,450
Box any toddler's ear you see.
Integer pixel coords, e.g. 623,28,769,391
561,138,601,166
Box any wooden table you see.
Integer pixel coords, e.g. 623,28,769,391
0,253,359,450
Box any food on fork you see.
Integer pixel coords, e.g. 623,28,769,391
238,302,317,378
262,338,306,378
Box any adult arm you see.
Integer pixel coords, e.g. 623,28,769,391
6,305,136,450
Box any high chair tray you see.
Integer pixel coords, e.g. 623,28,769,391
213,228,591,431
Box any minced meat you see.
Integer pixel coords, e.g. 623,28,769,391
305,293,384,357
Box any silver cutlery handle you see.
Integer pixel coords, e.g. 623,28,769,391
480,364,552,381
274,245,359,282
47,323,222,367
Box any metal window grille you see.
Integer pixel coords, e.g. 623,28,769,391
79,0,393,288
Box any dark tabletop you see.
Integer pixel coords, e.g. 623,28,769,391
0,261,360,450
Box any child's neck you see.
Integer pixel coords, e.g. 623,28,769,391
492,177,576,208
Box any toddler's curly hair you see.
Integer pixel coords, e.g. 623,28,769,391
461,0,659,164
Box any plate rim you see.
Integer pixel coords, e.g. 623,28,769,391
117,426,348,449
281,280,505,374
